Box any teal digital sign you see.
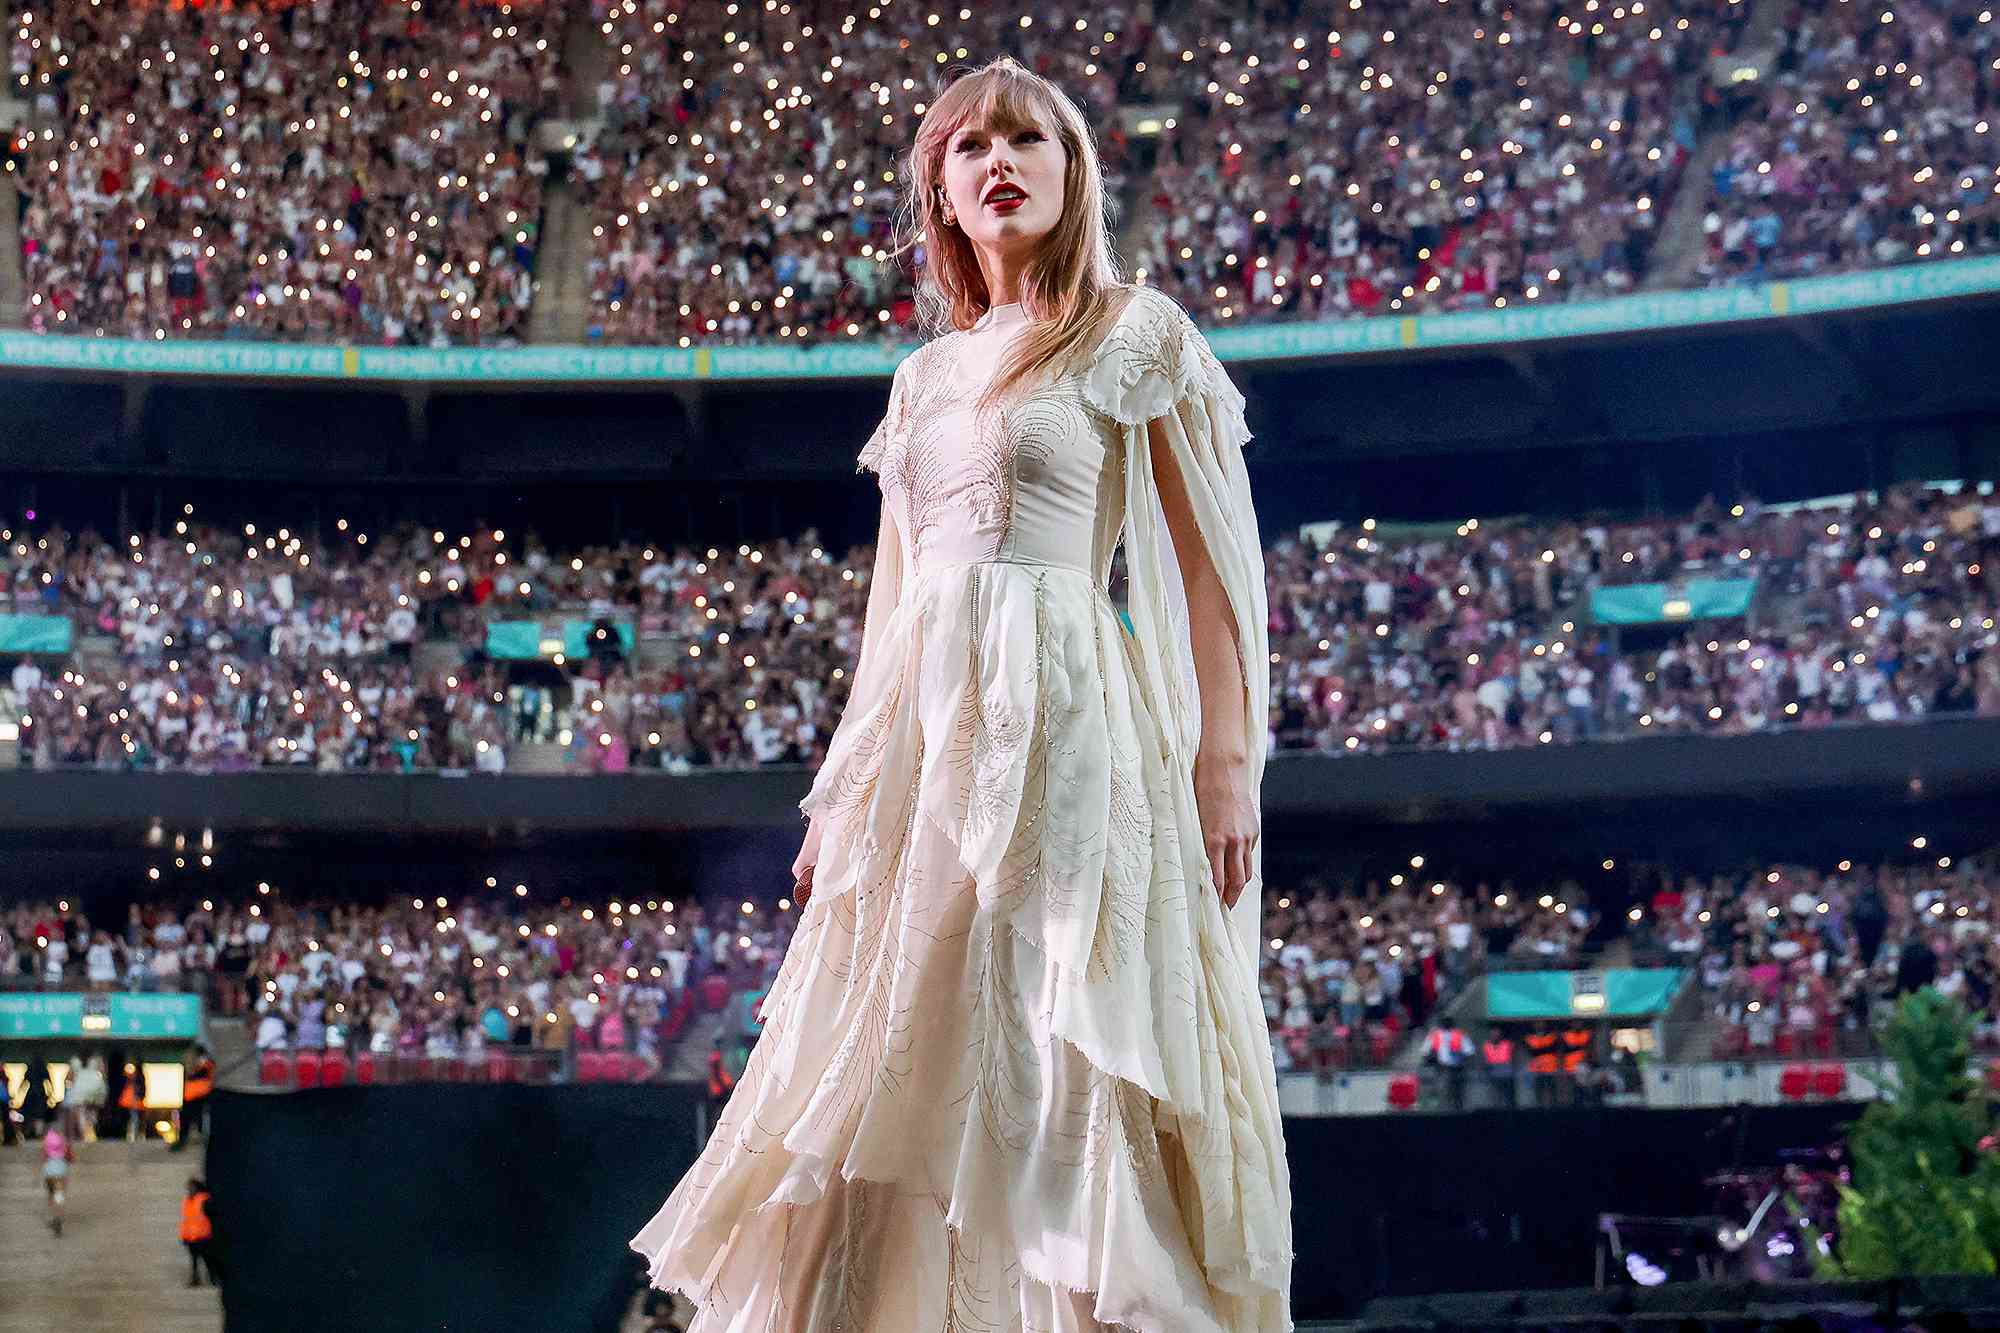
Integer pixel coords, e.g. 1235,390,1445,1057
0,992,202,1039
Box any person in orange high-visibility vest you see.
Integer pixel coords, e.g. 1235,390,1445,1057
705,1043,735,1114
117,1064,144,1143
1523,1026,1560,1107
172,1047,215,1154
1481,1028,1518,1108
180,1177,220,1287
1422,1023,1472,1110
1560,1026,1592,1074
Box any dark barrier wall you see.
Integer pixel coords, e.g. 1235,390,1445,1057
206,1089,1857,1331
207,1085,706,1333
7,715,2000,834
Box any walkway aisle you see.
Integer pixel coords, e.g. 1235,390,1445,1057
0,1137,221,1333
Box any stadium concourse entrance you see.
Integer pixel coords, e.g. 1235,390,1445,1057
207,1086,1863,1331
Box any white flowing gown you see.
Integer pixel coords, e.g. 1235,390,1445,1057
631,285,1295,1333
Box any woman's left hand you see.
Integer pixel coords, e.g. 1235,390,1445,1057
1193,751,1258,911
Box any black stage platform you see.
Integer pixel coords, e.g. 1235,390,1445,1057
206,1087,1863,1332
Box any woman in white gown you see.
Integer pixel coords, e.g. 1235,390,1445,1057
631,56,1295,1332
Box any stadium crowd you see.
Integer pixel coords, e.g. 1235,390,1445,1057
8,0,563,343
1258,865,1593,1073
1635,850,2000,1057
573,0,1147,344
11,840,1997,1079
0,480,1995,770
3,0,1988,346
4,866,1574,1077
1695,0,2000,286
1267,480,2000,752
0,887,792,1076
1130,0,1739,323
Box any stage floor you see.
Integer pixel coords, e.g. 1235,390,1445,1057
0,1136,223,1333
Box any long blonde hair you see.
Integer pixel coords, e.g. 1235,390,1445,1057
881,56,1134,416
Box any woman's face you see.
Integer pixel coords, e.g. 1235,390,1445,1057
941,109,1066,266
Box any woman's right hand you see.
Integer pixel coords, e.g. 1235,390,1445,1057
791,816,824,904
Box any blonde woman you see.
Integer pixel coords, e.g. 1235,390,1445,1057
631,57,1293,1332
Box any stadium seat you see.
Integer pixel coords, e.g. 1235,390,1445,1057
354,1053,376,1086
260,1050,291,1086
1774,1030,1797,1057
700,975,731,1013
1811,1064,1846,1099
1809,1027,1834,1057
1368,1028,1394,1065
1713,1026,1749,1059
1387,1075,1419,1111
294,1050,322,1089
320,1052,349,1088
577,1051,608,1083
486,1052,515,1084
1778,1065,1812,1100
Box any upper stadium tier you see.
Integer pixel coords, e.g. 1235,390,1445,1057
0,0,1992,351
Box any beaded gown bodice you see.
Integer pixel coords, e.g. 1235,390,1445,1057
863,300,1126,585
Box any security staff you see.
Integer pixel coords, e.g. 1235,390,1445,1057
1481,1028,1517,1108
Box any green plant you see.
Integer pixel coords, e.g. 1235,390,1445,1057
1801,989,2000,1278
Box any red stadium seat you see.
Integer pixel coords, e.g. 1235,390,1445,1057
320,1052,349,1087
1809,1027,1834,1057
294,1050,322,1089
486,1052,515,1084
354,1052,377,1085
260,1050,291,1086
1811,1064,1847,1099
1368,1027,1394,1065
1774,1030,1797,1057
1713,1025,1749,1059
1778,1065,1812,1100
1387,1074,1419,1111
699,975,730,1013
577,1051,608,1083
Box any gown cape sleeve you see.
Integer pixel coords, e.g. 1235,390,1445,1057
1079,285,1293,1307
1079,285,1271,978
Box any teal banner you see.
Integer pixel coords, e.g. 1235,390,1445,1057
1605,969,1684,1015
485,621,546,660
1487,969,1684,1019
1486,972,1573,1018
0,614,72,654
1590,578,1756,625
0,992,202,1039
486,619,635,661
0,256,1991,383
